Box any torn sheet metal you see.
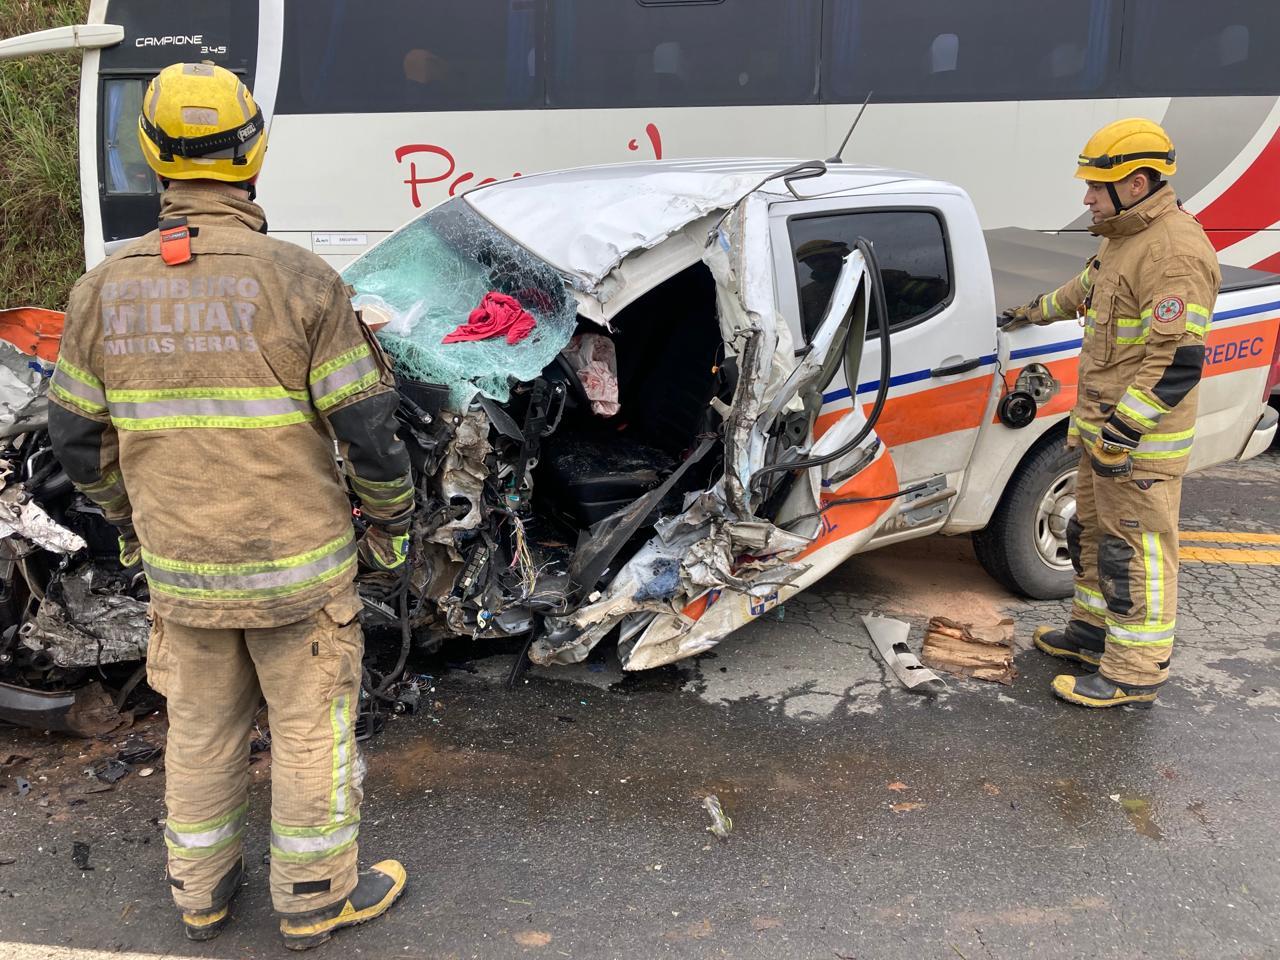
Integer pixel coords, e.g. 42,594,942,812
0,492,87,554
862,615,947,696
427,410,490,559
465,160,784,290
0,339,49,431
19,566,149,668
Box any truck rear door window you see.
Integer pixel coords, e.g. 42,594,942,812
789,210,951,343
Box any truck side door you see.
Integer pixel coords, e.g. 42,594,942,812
769,192,999,534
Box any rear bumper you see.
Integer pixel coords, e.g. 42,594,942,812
1238,404,1278,462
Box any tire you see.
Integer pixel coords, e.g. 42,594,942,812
971,436,1079,600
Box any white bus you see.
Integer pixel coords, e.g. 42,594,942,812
7,0,1280,272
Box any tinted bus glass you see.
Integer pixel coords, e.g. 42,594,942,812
823,0,1117,102
103,79,157,195
99,0,257,76
276,0,542,114
549,0,820,108
789,211,951,342
1123,1,1280,96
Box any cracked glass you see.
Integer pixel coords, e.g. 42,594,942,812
343,197,579,406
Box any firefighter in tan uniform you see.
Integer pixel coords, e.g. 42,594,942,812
1000,119,1220,708
48,64,412,948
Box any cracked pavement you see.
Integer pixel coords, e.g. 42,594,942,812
1,439,1278,959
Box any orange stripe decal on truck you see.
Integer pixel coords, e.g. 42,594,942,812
816,374,995,446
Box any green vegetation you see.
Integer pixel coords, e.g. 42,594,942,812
0,1,90,309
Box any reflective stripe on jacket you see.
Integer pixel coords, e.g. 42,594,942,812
49,184,413,628
1029,186,1221,478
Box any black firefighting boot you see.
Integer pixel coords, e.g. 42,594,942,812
181,858,244,941
1051,671,1162,709
279,860,407,951
1033,620,1105,669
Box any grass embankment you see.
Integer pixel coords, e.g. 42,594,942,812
0,0,89,309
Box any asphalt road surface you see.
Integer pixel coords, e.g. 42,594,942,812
2,439,1278,960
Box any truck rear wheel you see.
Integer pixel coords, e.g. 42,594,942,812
971,437,1078,600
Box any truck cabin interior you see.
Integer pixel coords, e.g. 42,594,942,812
396,261,732,641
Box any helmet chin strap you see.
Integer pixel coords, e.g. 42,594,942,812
1106,178,1164,215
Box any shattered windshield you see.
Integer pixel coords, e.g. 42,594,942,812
342,198,579,406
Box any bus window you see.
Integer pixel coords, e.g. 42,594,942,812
548,0,820,108
1123,1,1280,96
102,79,157,196
823,0,1118,102
276,0,542,114
789,211,951,343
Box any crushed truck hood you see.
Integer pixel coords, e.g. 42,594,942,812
466,159,808,291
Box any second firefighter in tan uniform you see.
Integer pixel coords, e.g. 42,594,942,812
1002,118,1220,708
48,64,411,949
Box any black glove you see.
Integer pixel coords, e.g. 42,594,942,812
998,300,1037,331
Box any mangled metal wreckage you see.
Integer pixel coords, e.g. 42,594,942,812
0,161,903,730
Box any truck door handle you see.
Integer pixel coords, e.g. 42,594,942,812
930,357,982,378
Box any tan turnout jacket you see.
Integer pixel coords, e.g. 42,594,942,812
1028,186,1221,477
49,184,414,628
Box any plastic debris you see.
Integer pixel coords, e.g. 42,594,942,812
15,777,30,797
862,615,947,696
71,841,93,871
87,758,130,784
116,738,161,765
702,794,733,839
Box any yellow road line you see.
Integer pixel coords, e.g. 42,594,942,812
1179,530,1280,545
1180,546,1280,565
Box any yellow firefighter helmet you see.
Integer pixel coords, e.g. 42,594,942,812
137,62,266,183
1075,118,1176,183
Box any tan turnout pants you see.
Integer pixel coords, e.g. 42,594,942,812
1067,453,1180,686
146,588,365,915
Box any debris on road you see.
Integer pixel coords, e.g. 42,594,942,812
921,616,1017,685
889,801,926,813
71,841,92,871
862,615,947,695
702,794,733,839
87,758,130,785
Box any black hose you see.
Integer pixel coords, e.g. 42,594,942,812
750,235,893,488
367,572,413,704
778,480,931,530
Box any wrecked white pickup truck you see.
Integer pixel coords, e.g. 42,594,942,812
3,158,1278,730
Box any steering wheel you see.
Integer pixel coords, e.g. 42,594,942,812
554,352,593,410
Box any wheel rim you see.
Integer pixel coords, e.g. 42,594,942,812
1034,466,1078,572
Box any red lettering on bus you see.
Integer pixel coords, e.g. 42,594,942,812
397,124,663,208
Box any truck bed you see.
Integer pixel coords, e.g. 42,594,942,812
985,227,1280,313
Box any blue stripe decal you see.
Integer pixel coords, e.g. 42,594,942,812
1009,338,1084,361
1007,300,1279,364
818,298,1279,406
1212,299,1280,323
822,353,997,405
